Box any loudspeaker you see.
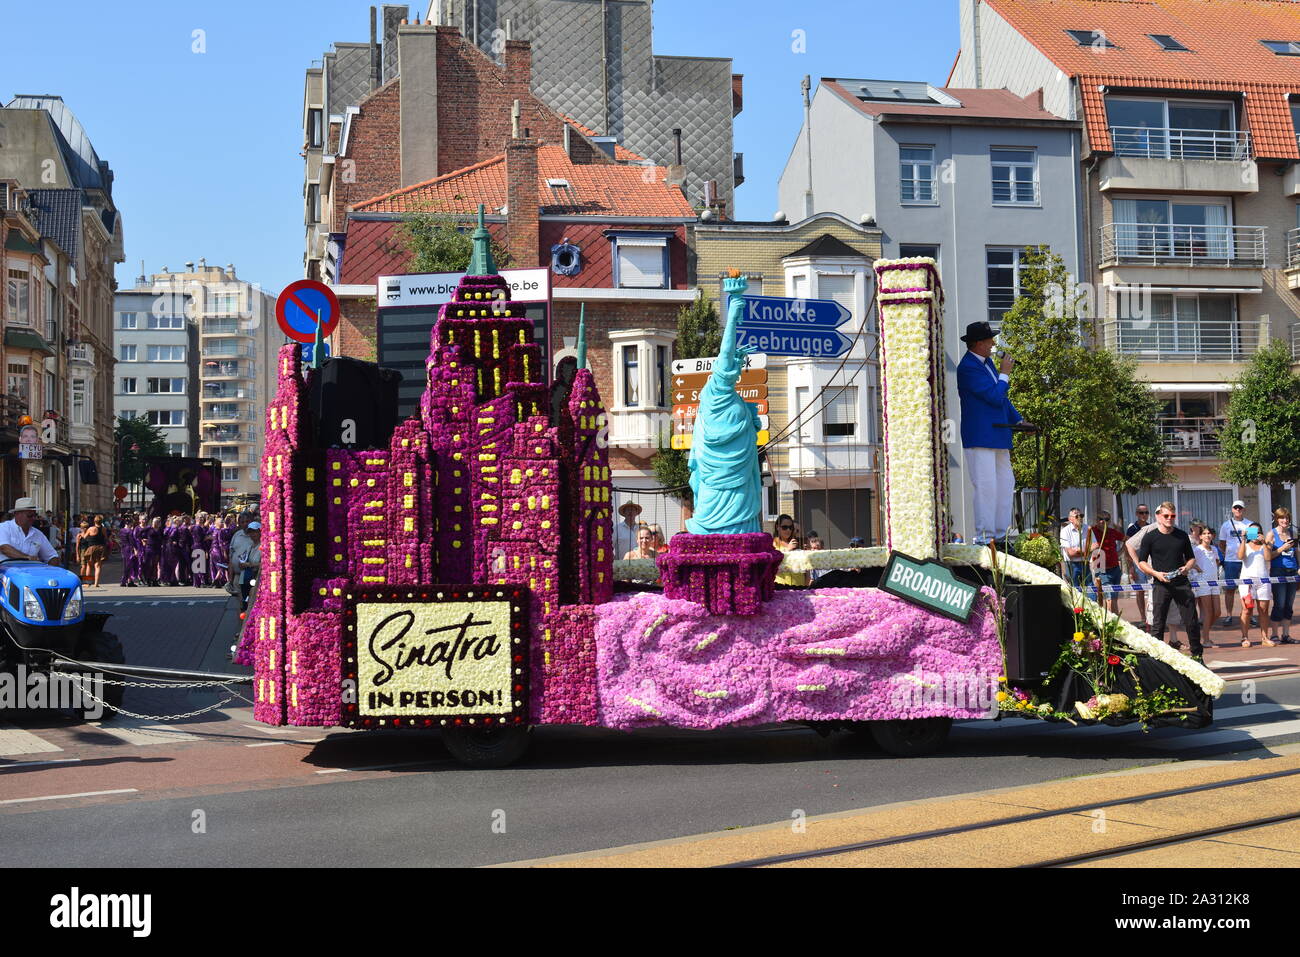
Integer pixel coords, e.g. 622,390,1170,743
1003,583,1074,683
308,356,403,450
78,459,99,484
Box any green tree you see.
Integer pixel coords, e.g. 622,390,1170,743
1099,349,1171,498
399,206,512,274
1220,339,1300,489
1000,246,1165,523
114,416,168,485
651,291,723,507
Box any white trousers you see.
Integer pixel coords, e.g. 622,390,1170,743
967,447,1015,543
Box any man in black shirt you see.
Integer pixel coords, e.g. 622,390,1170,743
1137,501,1202,658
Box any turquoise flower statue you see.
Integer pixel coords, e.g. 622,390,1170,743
685,271,763,535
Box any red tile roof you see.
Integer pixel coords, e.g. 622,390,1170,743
983,0,1300,158
553,112,647,163
336,219,412,286
825,80,1068,122
350,144,695,217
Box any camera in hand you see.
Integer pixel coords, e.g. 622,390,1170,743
1164,568,1186,582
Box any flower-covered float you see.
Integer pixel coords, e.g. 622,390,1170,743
240,221,1219,766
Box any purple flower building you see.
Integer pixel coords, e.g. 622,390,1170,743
245,214,613,727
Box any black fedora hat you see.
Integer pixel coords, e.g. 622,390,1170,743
960,321,997,344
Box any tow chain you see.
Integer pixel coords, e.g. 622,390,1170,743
59,671,255,723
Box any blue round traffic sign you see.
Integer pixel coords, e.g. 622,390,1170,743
276,280,340,344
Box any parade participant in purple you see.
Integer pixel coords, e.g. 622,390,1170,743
189,512,213,587
132,514,149,585
160,516,181,586
210,513,234,588
956,321,1029,545
118,512,137,586
174,515,194,586
141,516,165,585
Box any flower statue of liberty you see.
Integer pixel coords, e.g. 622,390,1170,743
686,270,763,534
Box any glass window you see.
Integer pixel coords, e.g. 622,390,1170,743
147,410,185,427
120,377,137,394
308,108,323,148
118,312,138,329
1262,40,1300,56
119,344,137,361
899,244,939,261
147,345,185,362
1149,34,1189,51
621,344,640,408
169,443,188,456
147,377,186,394
823,385,858,437
71,378,88,425
900,146,935,203
991,148,1039,204
6,269,30,325
1066,29,1114,47
986,247,1031,326
656,345,668,408
223,467,240,481
147,314,185,330
7,363,29,405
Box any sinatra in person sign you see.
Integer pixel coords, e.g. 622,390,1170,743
344,587,528,726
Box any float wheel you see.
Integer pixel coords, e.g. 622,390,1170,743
441,724,532,768
868,717,952,757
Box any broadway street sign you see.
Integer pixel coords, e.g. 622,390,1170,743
880,552,979,623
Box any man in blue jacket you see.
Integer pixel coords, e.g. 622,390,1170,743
957,321,1026,544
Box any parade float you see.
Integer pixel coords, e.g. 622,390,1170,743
238,216,1219,766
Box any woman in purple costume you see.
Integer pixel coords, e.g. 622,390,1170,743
211,513,236,587
189,513,212,587
142,516,165,586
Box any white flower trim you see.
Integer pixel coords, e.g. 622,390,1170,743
780,547,888,572
943,545,1225,697
615,558,661,582
879,298,942,560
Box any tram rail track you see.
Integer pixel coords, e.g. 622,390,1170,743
719,765,1300,868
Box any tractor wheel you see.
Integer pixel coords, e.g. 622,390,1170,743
77,630,125,720
441,724,532,768
868,717,952,757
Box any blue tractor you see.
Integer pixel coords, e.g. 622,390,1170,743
0,560,124,718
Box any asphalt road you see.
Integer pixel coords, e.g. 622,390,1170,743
1,593,1298,867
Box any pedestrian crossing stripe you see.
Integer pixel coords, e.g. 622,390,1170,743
0,726,64,757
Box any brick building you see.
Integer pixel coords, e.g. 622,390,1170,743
0,96,123,515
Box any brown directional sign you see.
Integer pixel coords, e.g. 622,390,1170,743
671,368,767,392
671,383,768,405
673,399,768,420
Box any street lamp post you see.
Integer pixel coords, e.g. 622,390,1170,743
117,436,140,515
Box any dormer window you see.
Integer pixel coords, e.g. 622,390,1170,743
1066,29,1115,47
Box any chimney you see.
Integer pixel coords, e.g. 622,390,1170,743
665,127,687,190
505,135,540,268
369,6,382,90
1023,87,1045,111
504,39,531,88
398,21,439,185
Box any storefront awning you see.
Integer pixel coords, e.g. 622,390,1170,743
5,328,56,357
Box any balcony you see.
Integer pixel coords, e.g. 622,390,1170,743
201,320,241,336
202,384,255,400
201,407,255,423
1102,316,1269,362
1159,416,1225,459
202,361,251,379
1286,228,1300,290
67,343,93,365
202,428,254,444
204,344,254,358
1099,222,1266,289
200,452,258,466
1100,127,1257,195
605,409,669,458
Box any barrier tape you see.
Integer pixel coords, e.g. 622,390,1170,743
1086,574,1300,595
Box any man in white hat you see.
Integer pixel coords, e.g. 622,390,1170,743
614,501,643,560
0,497,60,565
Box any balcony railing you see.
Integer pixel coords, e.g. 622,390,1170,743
202,428,254,443
1288,227,1300,270
202,362,251,378
202,408,255,422
1100,223,1266,267
1110,126,1252,162
1159,416,1225,458
67,343,92,364
202,387,254,400
204,345,254,358
1102,316,1268,361
200,452,258,465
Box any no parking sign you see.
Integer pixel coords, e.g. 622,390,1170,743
276,280,340,344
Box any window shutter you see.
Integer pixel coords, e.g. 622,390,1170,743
618,239,667,288
823,385,858,436
818,275,855,326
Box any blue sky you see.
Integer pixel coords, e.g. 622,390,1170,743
3,0,959,294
